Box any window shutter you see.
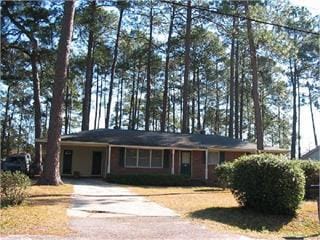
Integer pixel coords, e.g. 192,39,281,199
119,147,125,167
163,150,170,168
219,151,225,164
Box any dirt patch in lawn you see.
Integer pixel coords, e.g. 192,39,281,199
0,183,73,236
130,186,320,239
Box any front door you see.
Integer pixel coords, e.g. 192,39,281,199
91,152,102,175
62,150,72,174
180,151,191,177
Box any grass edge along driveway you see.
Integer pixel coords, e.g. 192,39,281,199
130,185,320,239
0,183,73,236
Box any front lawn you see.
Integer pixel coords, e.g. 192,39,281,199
0,183,73,236
130,186,320,239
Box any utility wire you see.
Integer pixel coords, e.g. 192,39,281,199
160,0,319,36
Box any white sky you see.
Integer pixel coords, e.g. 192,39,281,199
290,0,320,15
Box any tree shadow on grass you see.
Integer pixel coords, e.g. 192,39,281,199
193,188,226,192
190,206,294,232
27,197,70,206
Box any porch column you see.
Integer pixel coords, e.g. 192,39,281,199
104,146,108,177
205,150,208,180
107,145,111,174
171,149,175,175
39,143,42,164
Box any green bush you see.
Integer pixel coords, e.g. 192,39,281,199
1,171,31,207
231,154,305,215
293,160,320,199
215,162,234,188
106,174,193,186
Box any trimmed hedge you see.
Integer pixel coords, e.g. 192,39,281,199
106,174,194,186
1,171,31,207
215,162,234,189
293,160,320,199
231,154,305,215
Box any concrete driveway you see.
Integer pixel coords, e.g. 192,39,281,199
67,179,177,218
66,179,254,240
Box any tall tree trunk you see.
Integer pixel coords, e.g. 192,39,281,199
94,69,99,129
239,54,245,140
214,62,220,133
278,105,281,146
244,1,264,150
161,6,175,132
81,0,96,131
97,71,106,129
297,71,301,158
167,90,171,131
133,63,141,130
106,7,124,128
290,58,297,159
17,108,23,153
307,82,318,147
182,0,192,133
6,112,14,156
129,64,136,129
196,68,201,131
234,39,240,139
119,73,124,128
68,79,73,134
31,50,42,173
64,82,69,134
1,85,10,158
172,92,176,133
38,0,75,185
228,17,236,138
64,67,70,134
145,5,153,131
202,73,208,130
225,79,229,136
137,80,144,129
191,68,196,133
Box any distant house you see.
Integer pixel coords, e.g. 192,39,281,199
301,146,320,161
37,129,288,182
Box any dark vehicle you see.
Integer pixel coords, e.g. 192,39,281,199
1,153,32,174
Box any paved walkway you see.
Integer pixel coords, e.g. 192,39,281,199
3,179,257,240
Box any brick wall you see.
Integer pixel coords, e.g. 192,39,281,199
108,146,248,183
225,151,246,162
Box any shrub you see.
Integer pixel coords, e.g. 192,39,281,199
293,160,320,199
231,154,305,215
106,174,193,186
1,171,31,207
215,162,234,188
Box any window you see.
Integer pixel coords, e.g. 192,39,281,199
138,149,150,167
219,151,225,164
208,152,219,165
124,148,163,168
125,149,137,167
151,150,162,168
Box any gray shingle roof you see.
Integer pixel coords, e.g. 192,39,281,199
61,128,259,150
